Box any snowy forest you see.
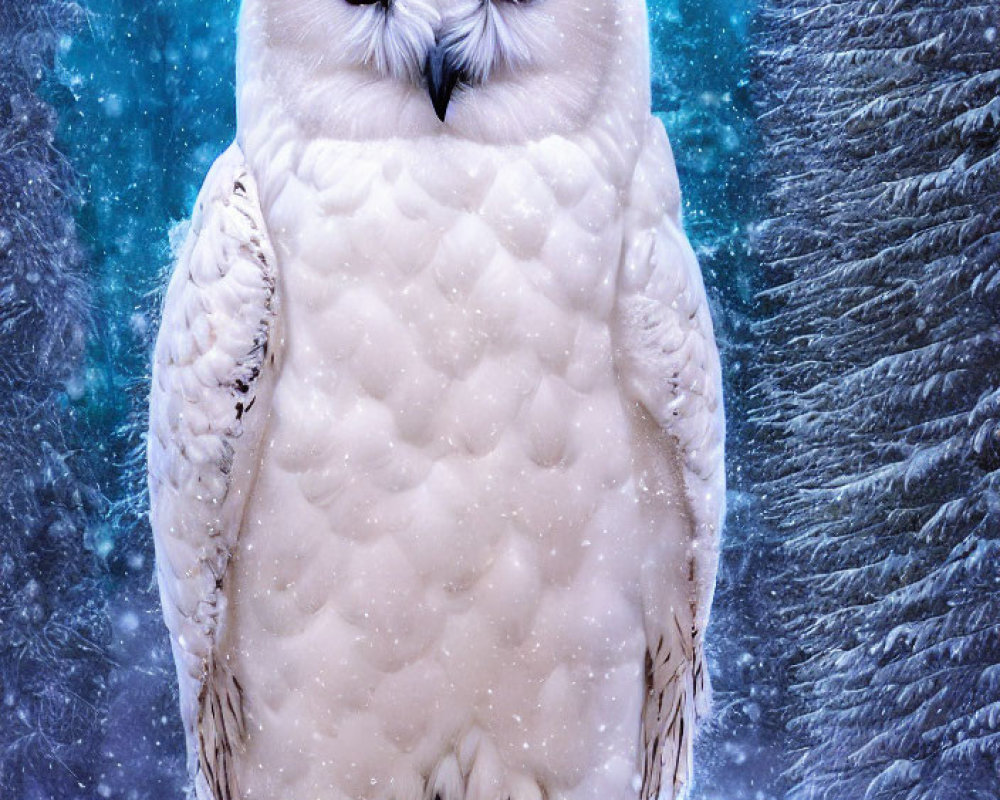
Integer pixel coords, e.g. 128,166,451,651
1,0,998,798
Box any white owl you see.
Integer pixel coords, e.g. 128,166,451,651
147,1,725,799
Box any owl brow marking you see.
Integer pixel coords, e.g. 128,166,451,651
442,0,534,85
343,0,438,82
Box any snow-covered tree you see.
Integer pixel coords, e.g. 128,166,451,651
752,1,1000,797
0,2,109,797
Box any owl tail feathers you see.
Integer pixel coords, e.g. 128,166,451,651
639,629,710,800
194,655,248,800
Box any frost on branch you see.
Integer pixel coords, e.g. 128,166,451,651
752,1,1000,798
0,2,109,797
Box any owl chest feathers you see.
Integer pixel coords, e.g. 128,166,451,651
226,129,655,619
250,132,638,470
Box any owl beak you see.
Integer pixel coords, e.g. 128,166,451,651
424,42,462,122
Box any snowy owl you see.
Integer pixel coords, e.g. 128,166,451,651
147,1,725,799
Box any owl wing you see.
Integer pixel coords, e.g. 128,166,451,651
613,118,726,800
147,143,279,800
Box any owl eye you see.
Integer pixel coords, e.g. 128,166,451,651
344,0,388,6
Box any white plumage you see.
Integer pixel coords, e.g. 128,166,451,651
147,2,725,799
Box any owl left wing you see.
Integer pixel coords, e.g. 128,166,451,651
147,144,279,800
612,117,726,800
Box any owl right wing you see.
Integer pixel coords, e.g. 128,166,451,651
613,118,726,800
147,143,280,800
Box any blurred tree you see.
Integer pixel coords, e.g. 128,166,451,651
0,2,109,798
55,0,239,794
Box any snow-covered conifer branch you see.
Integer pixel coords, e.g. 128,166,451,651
752,1,1000,797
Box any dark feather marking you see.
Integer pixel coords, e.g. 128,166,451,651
219,441,235,477
675,717,685,779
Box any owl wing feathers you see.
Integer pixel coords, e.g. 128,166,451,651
147,143,279,800
614,118,726,800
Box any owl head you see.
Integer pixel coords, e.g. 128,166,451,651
236,0,651,143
